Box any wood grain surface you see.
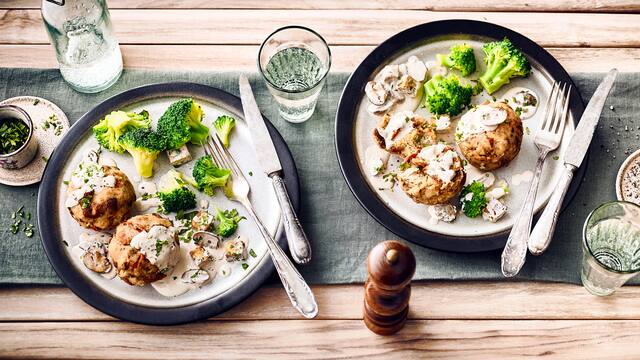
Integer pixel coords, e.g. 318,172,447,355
1,0,640,358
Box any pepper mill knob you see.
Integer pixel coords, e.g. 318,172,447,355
363,240,416,335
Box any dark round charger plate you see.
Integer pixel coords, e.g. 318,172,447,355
38,82,300,324
335,20,587,252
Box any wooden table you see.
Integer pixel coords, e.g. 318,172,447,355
2,1,640,358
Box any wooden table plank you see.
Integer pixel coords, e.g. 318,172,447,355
4,0,640,12
2,319,639,359
3,282,640,322
1,45,638,73
2,10,639,47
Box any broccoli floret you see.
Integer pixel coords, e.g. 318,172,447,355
479,38,531,94
192,155,231,196
422,74,473,116
156,169,197,213
118,128,165,178
436,43,476,76
460,181,488,218
92,110,150,153
213,115,236,148
157,98,210,149
214,208,245,237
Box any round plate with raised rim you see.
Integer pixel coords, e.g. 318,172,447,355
335,20,586,252
0,96,69,186
38,82,300,324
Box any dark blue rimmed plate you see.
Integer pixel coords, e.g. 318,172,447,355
38,82,300,324
335,20,587,252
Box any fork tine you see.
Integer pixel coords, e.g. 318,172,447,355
554,84,572,134
540,82,559,131
213,134,244,178
550,82,566,133
207,136,229,169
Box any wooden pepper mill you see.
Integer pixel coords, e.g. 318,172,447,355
364,240,416,335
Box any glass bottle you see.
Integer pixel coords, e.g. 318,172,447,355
41,0,123,93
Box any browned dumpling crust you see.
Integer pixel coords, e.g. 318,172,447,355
108,213,174,286
67,165,135,231
456,102,523,171
397,144,466,205
373,112,438,158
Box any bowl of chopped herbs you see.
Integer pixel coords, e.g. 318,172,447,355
0,105,38,169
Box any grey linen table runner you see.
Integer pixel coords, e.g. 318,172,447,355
0,68,638,285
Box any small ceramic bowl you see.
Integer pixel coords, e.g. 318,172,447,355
0,105,39,169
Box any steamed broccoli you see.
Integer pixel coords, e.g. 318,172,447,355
157,98,210,149
157,169,197,213
436,43,476,76
192,155,231,196
479,38,531,94
213,115,236,148
422,74,473,116
214,208,245,237
92,110,151,153
460,181,488,218
117,128,165,178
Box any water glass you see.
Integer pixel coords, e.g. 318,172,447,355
581,201,640,296
258,26,331,123
42,0,123,93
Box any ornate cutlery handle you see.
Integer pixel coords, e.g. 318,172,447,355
240,198,318,319
271,174,312,264
501,150,548,277
528,164,575,255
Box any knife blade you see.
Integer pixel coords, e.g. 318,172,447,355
528,68,618,256
238,74,312,264
563,68,618,168
239,75,282,176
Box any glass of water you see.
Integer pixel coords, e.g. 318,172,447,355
581,201,640,296
258,26,331,123
42,0,123,93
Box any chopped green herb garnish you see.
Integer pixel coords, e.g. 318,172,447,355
249,249,257,258
248,171,253,176
398,162,410,171
42,156,48,163
63,180,70,185
155,239,169,256
552,155,560,160
0,118,29,154
241,263,249,270
79,196,92,209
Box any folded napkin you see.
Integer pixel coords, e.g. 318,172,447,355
0,68,637,285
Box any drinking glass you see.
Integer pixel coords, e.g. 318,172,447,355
581,201,640,296
42,0,123,93
258,26,331,123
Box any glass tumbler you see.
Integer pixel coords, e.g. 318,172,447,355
581,201,640,296
258,26,331,123
42,0,123,93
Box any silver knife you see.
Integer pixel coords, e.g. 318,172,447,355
528,68,618,255
238,74,312,264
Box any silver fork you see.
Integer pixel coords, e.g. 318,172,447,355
501,82,571,277
203,134,318,318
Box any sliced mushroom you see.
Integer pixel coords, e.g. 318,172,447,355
365,81,388,105
388,86,405,102
378,64,400,82
398,63,408,76
224,237,248,262
473,172,496,188
367,101,394,116
397,75,418,97
191,211,213,231
81,243,112,273
84,148,101,163
192,230,222,249
181,268,211,284
406,56,427,82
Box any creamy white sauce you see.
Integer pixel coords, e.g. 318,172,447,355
455,105,507,141
133,197,161,212
364,146,390,176
434,115,451,132
502,87,538,120
137,181,157,195
377,111,415,149
99,157,117,167
512,170,533,186
151,241,198,297
130,226,180,274
417,144,457,183
425,60,448,78
65,161,116,208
